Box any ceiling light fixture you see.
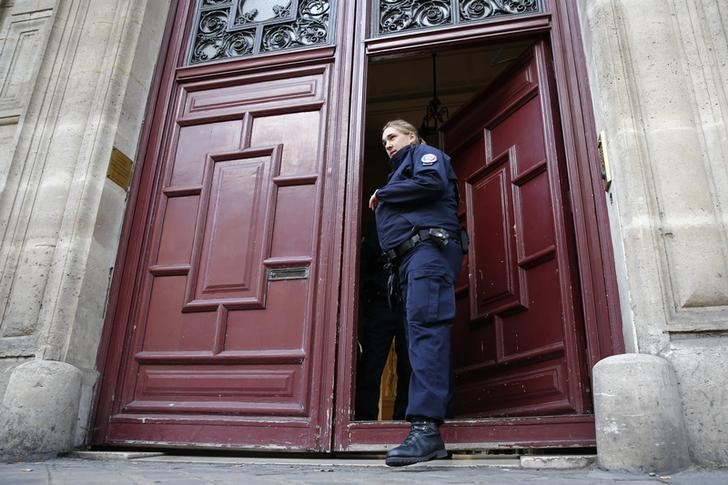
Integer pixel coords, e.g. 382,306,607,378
419,52,449,149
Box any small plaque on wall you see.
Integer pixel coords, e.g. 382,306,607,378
597,131,612,192
107,147,133,190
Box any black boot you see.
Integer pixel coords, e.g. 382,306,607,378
385,419,448,467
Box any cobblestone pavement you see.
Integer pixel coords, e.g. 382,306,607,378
0,453,726,485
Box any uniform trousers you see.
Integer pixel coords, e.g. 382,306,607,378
355,297,410,420
398,239,462,421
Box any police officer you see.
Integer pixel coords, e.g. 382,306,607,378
355,224,410,421
368,119,463,466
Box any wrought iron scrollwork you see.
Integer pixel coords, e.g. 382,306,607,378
202,0,232,7
188,0,334,65
234,0,294,25
191,8,255,63
262,0,331,52
376,0,542,35
380,0,452,33
460,0,538,21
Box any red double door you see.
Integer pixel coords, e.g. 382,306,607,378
93,2,606,451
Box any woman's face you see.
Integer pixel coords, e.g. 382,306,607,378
382,126,416,158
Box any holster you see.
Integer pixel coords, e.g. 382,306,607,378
384,261,400,310
459,228,470,254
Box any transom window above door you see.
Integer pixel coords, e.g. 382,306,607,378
374,0,544,36
188,0,336,65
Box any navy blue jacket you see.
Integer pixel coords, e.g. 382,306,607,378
374,143,460,251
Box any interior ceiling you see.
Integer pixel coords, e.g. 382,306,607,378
366,38,535,126
362,38,535,207
369,40,532,103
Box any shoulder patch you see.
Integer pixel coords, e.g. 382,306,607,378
421,153,438,165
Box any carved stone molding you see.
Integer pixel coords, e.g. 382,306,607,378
0,2,53,193
0,9,52,113
579,0,728,339
0,0,166,361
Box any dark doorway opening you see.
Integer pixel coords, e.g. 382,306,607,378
354,38,540,421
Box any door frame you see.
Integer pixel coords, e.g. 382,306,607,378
90,0,623,452
334,0,623,451
90,0,185,446
91,0,358,450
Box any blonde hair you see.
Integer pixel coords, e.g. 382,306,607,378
383,119,424,144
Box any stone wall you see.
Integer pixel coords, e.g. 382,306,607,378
0,0,169,458
0,0,56,395
578,0,728,468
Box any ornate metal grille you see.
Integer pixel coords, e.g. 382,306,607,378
375,0,543,36
188,0,335,65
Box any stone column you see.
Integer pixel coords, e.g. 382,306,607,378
0,360,82,460
578,0,728,469
0,0,170,459
593,354,689,472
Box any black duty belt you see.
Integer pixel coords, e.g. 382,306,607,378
383,228,461,262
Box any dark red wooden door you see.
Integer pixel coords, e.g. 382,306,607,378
92,1,350,451
445,42,590,418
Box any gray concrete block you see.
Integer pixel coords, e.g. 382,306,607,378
665,337,728,467
593,354,690,473
0,360,82,461
519,455,596,469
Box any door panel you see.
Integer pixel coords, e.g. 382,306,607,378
108,69,330,439
446,42,589,419
92,0,347,444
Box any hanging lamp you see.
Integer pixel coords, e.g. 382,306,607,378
419,52,449,148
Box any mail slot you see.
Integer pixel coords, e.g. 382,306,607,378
267,266,309,281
